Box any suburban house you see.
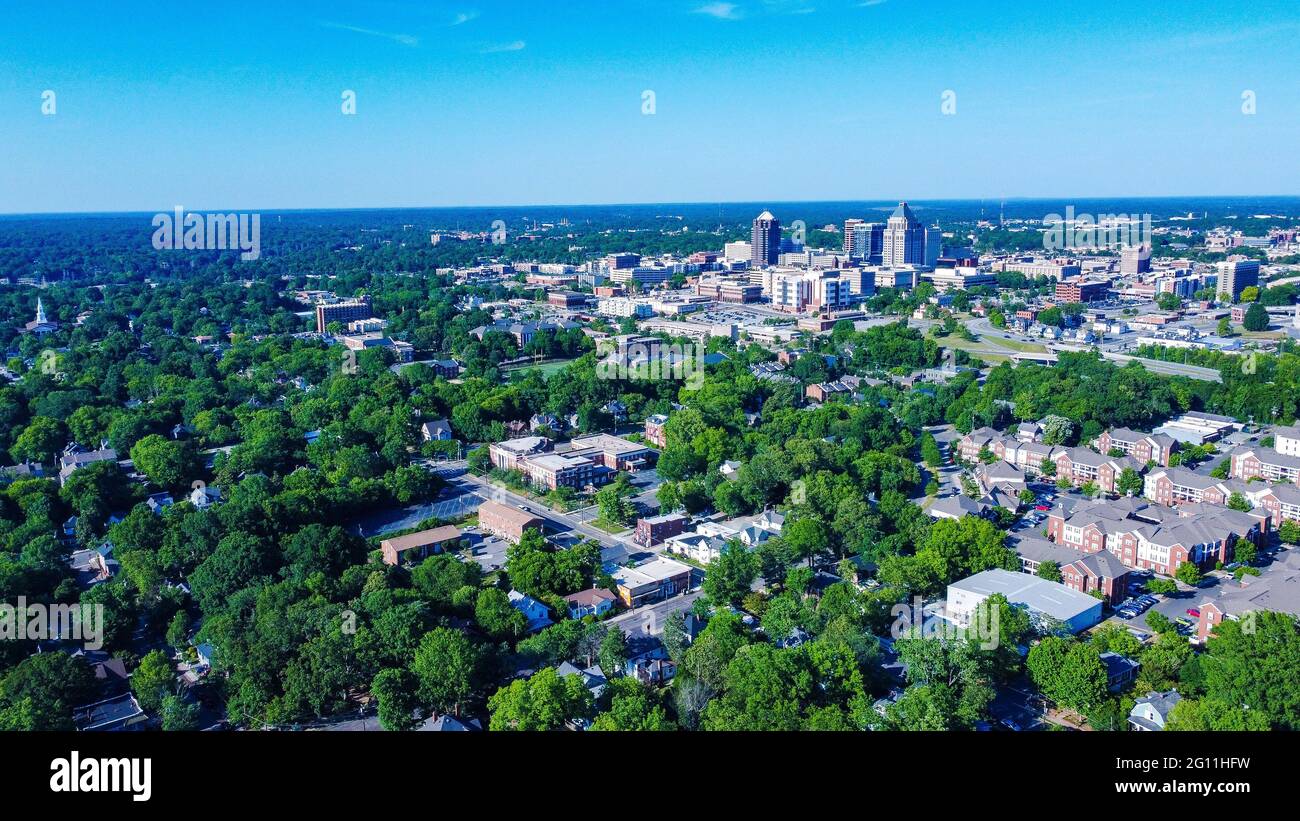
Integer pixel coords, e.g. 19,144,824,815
556,661,608,699
72,693,147,732
1101,652,1140,692
529,412,564,433
689,509,784,548
189,484,222,509
928,494,989,522
420,418,453,442
380,525,464,566
145,492,174,514
67,545,117,588
477,500,544,543
58,448,118,486
644,414,669,448
625,645,676,686
1128,690,1181,731
563,587,617,620
508,590,554,633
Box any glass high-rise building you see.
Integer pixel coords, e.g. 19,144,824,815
751,210,781,267
850,222,885,264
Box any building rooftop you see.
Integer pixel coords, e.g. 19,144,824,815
614,556,692,587
476,499,543,528
380,525,462,554
949,568,1102,622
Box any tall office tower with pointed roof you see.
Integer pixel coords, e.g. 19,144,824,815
882,201,927,266
751,210,781,268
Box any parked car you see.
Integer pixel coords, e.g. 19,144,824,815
1186,608,1201,618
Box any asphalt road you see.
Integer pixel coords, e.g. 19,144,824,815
608,588,703,637
451,470,643,564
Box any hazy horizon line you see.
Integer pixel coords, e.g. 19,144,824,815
4,193,1300,219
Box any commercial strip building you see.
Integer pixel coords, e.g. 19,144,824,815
612,556,693,608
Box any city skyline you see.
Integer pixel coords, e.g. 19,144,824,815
4,0,1300,213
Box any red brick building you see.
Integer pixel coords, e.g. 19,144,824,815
381,525,464,566
1095,428,1177,467
634,513,688,547
477,500,544,543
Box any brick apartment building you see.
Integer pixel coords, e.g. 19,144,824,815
477,500,544,544
1258,482,1300,526
1230,446,1300,484
1052,447,1136,494
634,512,688,547
1045,496,1266,575
1095,428,1177,467
1015,536,1131,605
381,525,464,566
1143,467,1232,507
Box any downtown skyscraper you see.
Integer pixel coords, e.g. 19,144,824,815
882,201,926,266
751,210,781,268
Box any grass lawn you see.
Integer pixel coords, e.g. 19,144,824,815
505,358,575,377
590,517,631,534
1239,330,1286,341
979,334,1048,353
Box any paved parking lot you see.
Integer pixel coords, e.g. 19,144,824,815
460,528,511,573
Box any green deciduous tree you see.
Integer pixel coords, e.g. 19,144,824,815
487,667,593,731
132,650,176,713
413,627,481,717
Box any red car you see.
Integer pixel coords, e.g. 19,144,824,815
1035,504,1051,511
1186,608,1201,618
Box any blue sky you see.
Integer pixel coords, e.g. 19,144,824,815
3,0,1299,213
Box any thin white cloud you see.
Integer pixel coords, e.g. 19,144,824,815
694,3,743,20
451,11,479,26
320,21,419,47
480,40,527,53
1160,22,1299,51
857,0,887,7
